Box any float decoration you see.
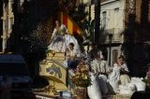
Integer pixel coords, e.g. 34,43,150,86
72,61,91,88
72,61,91,99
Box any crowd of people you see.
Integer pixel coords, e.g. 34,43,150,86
47,20,150,99
47,20,128,98
62,41,131,98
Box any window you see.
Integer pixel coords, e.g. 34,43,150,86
102,11,107,27
114,8,119,27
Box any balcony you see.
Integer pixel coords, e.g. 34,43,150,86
104,28,124,44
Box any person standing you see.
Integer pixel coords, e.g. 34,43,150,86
108,55,130,93
51,20,68,39
48,20,68,52
90,51,110,97
118,55,130,85
47,20,81,53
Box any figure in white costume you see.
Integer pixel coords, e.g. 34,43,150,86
90,51,110,97
108,63,121,93
118,55,130,85
47,20,81,54
108,55,130,93
87,72,102,99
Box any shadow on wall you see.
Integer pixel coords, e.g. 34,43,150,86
122,0,150,77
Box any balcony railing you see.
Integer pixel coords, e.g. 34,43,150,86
104,28,124,44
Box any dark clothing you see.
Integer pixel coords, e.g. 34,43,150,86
68,59,79,70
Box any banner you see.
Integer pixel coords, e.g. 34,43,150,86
60,12,83,35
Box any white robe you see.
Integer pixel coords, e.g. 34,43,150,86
90,59,110,74
108,64,120,93
87,72,102,99
47,24,81,54
48,34,81,56
90,59,110,95
108,63,130,93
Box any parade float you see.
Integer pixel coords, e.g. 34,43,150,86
36,50,92,99
33,11,84,98
32,11,133,99
36,51,69,98
31,5,144,99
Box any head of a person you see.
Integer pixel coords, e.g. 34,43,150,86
118,55,125,65
92,51,100,59
68,43,74,50
55,20,61,27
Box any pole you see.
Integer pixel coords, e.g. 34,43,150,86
108,34,112,66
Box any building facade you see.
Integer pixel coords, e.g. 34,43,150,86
80,0,126,66
100,0,126,66
98,0,150,76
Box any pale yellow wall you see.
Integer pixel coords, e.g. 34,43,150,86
101,0,125,30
